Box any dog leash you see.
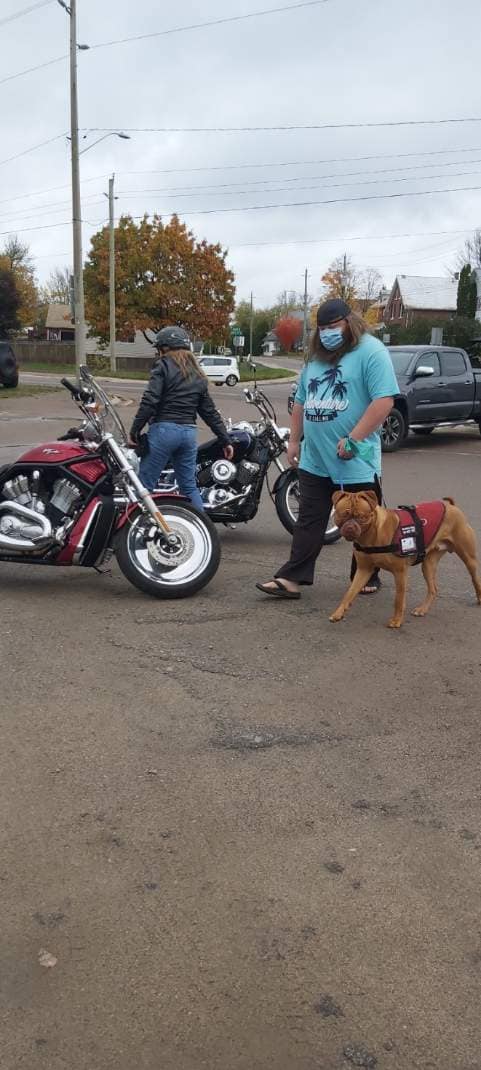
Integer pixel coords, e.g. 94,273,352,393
340,436,387,506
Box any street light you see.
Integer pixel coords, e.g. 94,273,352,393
80,131,131,156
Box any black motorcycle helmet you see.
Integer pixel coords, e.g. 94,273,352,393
154,325,192,352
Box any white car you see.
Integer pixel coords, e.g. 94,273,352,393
199,355,240,387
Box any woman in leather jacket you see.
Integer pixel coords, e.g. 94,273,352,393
129,326,233,510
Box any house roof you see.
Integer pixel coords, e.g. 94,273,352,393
395,275,457,311
45,303,74,329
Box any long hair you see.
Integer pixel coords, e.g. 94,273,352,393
308,309,371,363
164,348,207,380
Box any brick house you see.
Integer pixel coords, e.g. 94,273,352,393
384,275,457,327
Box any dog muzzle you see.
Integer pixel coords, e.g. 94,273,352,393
340,518,362,541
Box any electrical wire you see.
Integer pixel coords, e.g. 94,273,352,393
0,55,67,87
89,1,333,51
0,0,54,27
0,133,67,168
87,118,481,134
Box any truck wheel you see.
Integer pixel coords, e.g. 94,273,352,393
381,407,407,452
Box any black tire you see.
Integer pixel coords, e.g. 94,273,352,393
115,502,221,598
275,469,340,543
226,374,238,387
381,407,407,452
413,427,434,436
3,375,18,389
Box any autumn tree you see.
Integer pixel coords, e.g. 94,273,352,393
0,266,20,335
0,235,38,327
84,214,235,345
456,264,477,318
321,255,358,303
273,316,302,353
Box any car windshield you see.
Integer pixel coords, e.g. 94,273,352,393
388,350,415,375
79,365,128,444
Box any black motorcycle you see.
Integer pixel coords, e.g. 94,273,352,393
158,384,340,542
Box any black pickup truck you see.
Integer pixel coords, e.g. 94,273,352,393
383,345,481,451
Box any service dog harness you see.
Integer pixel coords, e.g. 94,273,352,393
354,501,446,566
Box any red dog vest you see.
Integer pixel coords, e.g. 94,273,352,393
354,500,446,564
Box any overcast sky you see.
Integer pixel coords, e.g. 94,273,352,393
1,0,481,309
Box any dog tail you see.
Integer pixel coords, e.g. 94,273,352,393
443,496,456,505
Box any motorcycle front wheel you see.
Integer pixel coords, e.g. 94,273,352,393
115,503,221,598
275,469,340,544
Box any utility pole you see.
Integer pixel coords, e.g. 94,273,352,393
65,0,87,378
108,175,116,373
249,291,254,361
342,252,348,300
302,268,309,356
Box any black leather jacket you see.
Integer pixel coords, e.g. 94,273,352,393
130,356,230,445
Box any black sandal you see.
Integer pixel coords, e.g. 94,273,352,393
256,579,301,600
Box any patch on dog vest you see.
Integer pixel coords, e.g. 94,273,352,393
354,500,446,564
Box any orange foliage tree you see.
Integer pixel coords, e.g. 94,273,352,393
273,315,302,352
84,214,235,344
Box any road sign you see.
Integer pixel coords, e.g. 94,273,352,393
233,335,245,347
231,325,241,336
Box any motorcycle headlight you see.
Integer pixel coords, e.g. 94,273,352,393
278,426,290,442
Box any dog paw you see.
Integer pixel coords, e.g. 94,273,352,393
387,618,402,629
329,611,345,623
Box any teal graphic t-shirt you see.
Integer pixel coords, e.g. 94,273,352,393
295,334,399,483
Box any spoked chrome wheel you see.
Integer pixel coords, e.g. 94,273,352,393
275,470,340,543
115,503,221,598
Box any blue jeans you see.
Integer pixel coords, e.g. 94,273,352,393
139,421,204,511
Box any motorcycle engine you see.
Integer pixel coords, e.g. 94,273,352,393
200,458,261,509
0,472,83,551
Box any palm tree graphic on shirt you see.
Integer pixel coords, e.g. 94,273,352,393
319,365,347,402
307,376,322,400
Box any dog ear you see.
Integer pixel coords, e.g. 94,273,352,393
332,491,346,507
358,491,378,510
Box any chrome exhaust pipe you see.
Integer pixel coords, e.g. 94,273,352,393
0,501,53,553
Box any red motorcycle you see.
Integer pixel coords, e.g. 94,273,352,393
0,368,220,597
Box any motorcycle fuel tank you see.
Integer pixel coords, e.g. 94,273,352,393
16,443,107,483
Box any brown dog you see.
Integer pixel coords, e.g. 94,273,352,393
330,490,481,629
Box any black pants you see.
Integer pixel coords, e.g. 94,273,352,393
275,470,381,586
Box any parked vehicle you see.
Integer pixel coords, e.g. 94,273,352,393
0,367,220,598
287,345,481,453
0,341,19,388
199,354,240,387
382,346,481,451
158,383,340,543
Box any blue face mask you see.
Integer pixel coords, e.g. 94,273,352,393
319,326,344,351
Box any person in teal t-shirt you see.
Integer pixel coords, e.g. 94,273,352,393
256,298,399,601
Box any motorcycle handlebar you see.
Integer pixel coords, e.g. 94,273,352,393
61,377,80,398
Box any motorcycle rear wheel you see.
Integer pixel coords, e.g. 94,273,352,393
275,469,340,544
115,503,220,598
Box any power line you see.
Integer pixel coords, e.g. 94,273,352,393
231,227,473,249
0,55,67,87
89,1,332,51
130,182,481,218
87,118,481,134
116,166,481,201
0,0,53,27
0,132,67,168
3,144,481,209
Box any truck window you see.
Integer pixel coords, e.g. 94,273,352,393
416,354,440,375
440,352,467,376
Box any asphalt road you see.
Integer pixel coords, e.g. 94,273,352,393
1,382,481,1070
